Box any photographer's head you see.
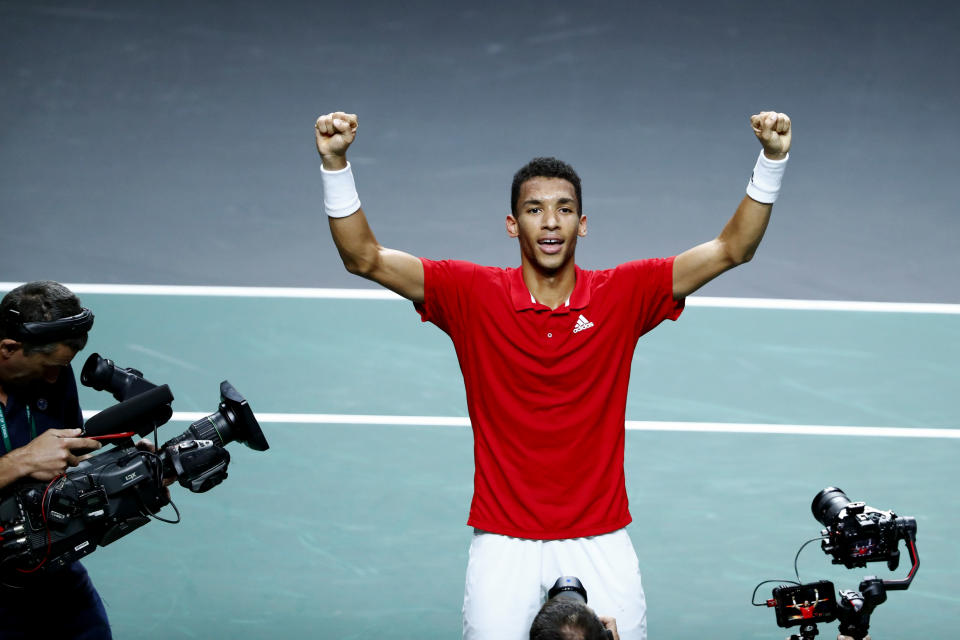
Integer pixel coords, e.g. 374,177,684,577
0,281,93,385
530,596,611,640
530,576,619,640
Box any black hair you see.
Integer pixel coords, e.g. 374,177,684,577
0,281,88,354
511,157,583,217
529,598,608,640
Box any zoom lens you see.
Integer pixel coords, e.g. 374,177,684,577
811,487,851,527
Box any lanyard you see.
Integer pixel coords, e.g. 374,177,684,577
0,403,37,454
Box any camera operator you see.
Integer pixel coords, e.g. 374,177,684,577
529,597,620,640
530,579,620,640
0,281,111,639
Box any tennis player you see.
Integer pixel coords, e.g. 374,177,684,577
315,109,791,640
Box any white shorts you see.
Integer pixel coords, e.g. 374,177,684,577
462,528,647,640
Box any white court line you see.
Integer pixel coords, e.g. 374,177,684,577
11,281,955,438
2,282,958,313
80,411,960,439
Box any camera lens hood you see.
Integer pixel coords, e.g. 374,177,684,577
812,487,851,527
548,576,588,604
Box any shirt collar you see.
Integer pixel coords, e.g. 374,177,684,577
508,265,591,312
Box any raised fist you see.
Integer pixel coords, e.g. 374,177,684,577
315,111,358,159
750,111,791,160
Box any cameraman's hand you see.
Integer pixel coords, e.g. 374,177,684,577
135,438,157,454
598,616,619,640
17,429,101,480
135,439,176,486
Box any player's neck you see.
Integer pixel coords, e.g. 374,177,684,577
520,259,577,310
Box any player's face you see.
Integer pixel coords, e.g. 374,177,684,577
507,177,587,273
1,342,78,385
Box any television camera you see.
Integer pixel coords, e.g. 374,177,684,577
754,487,918,640
0,354,269,584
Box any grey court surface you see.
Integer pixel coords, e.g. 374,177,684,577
2,0,959,302
2,1,959,638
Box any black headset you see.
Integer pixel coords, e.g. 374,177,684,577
3,308,95,343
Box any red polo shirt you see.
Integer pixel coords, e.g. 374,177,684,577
416,257,684,540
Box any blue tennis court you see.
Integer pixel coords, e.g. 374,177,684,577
4,285,947,639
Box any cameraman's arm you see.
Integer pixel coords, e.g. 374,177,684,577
0,429,101,489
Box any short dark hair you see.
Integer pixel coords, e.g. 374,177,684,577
529,598,608,640
511,157,583,217
0,281,88,354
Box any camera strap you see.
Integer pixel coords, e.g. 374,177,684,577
0,403,38,453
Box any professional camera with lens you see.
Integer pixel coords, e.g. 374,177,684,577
754,487,919,640
812,487,916,571
0,354,269,582
548,575,590,604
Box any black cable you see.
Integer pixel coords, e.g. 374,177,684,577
132,476,181,525
151,421,160,469
0,573,27,590
141,495,180,524
795,536,827,582
751,579,800,606
41,475,66,516
751,536,830,607
133,448,165,489
130,446,173,497
141,496,181,524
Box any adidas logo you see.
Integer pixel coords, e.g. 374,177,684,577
573,314,594,334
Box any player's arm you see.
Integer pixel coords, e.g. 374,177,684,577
672,111,791,299
315,112,425,304
0,429,101,489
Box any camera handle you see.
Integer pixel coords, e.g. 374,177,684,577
836,530,919,640
882,528,919,591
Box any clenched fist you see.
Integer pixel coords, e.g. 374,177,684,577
315,111,358,170
751,111,791,160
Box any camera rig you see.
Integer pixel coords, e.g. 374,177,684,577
754,487,919,640
0,354,269,585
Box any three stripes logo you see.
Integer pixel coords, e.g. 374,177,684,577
572,314,594,334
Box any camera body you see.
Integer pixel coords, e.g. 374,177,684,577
761,487,919,640
813,487,916,571
0,354,268,581
0,444,169,574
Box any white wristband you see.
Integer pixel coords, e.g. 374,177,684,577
745,151,789,204
321,162,362,218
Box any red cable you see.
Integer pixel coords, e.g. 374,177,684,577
15,474,64,573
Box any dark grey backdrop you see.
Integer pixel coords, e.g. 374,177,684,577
2,0,958,301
